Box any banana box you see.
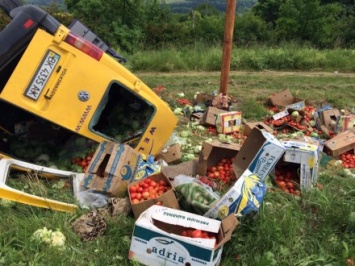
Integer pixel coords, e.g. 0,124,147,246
233,128,286,182
204,169,266,220
81,141,142,197
279,140,320,191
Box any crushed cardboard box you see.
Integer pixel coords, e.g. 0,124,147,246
81,141,142,197
128,205,237,266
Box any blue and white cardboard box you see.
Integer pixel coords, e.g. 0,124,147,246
279,140,320,191
232,128,286,182
128,205,237,266
204,169,267,220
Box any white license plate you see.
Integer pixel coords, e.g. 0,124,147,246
24,50,60,100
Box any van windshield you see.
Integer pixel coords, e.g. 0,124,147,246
90,82,155,147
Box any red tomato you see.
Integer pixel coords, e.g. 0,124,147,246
192,229,203,238
277,181,286,190
131,198,140,204
129,185,138,193
142,191,150,200
286,182,294,189
136,193,142,200
159,180,167,186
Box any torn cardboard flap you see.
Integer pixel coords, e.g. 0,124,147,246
161,159,198,180
243,122,273,136
156,143,182,164
269,89,297,107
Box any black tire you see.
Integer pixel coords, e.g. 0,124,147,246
0,0,23,16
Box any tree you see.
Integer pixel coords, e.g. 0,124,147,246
252,0,287,27
64,0,172,52
275,0,343,47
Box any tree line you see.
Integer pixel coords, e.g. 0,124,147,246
1,0,354,53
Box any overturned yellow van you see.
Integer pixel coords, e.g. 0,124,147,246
0,4,177,161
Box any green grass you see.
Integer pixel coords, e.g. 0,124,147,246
1,71,355,265
128,45,355,73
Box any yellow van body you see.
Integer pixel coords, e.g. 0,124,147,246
0,9,177,159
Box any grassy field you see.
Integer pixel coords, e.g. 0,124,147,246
0,71,355,266
128,46,355,73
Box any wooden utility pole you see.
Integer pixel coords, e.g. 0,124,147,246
219,0,237,95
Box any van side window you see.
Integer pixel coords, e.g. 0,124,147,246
91,82,155,146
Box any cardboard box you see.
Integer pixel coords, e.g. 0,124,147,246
128,205,238,266
81,141,142,197
201,107,228,126
128,173,180,219
194,93,214,105
278,140,320,191
156,143,182,164
268,89,303,107
323,129,355,158
321,109,340,132
204,169,267,220
335,115,355,134
232,128,286,182
215,111,242,134
197,140,241,176
243,122,274,136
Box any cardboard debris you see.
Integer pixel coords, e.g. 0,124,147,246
243,122,274,136
81,141,142,197
268,89,303,107
128,205,237,266
156,143,182,164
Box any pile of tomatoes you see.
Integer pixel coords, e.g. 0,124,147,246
274,164,301,196
129,177,170,204
180,228,218,241
71,151,94,172
202,158,237,187
340,151,355,168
